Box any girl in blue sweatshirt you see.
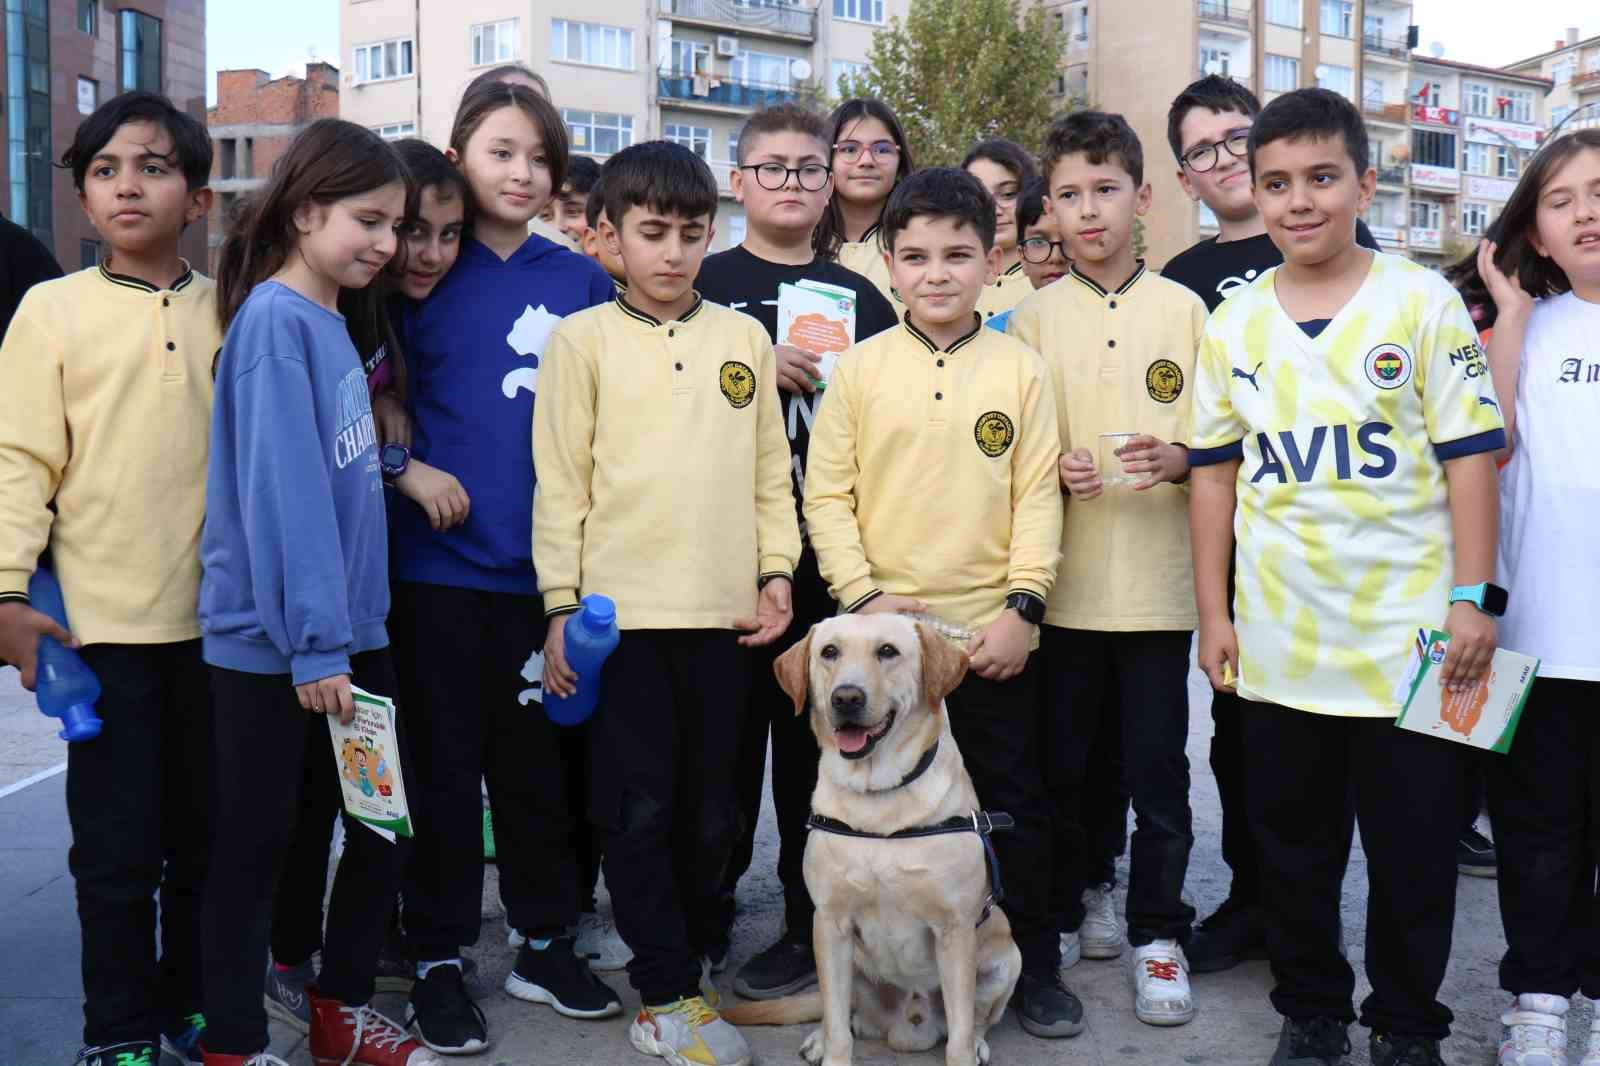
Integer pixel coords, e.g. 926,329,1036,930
197,119,442,1066
385,81,620,1052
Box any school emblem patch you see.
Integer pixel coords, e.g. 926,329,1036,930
1364,344,1412,390
974,411,1015,458
720,361,756,408
1146,359,1184,404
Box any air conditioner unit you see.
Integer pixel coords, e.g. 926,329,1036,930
717,35,739,57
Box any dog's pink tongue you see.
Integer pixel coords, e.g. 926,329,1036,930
835,725,870,753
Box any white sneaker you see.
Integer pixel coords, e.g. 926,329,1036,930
1579,997,1599,1066
1080,883,1124,959
1059,930,1081,973
506,919,525,948
575,911,633,972
1130,939,1195,1026
630,996,751,1066
1499,993,1569,1065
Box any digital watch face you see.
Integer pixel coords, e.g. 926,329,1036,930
381,444,408,472
1482,584,1509,617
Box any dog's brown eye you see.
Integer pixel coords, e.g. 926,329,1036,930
876,643,900,660
820,644,840,660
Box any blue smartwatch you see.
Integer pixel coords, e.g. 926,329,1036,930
380,443,410,480
1449,582,1508,617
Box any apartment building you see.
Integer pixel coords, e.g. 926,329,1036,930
1505,27,1600,135
339,0,910,248
0,0,206,270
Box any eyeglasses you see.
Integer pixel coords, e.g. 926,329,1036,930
1019,236,1069,263
1181,129,1251,173
833,140,901,163
739,162,832,191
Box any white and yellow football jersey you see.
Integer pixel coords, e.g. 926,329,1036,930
1190,252,1505,718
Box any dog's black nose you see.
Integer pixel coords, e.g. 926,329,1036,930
831,685,866,717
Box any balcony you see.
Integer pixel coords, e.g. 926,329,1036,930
1196,0,1250,32
1363,98,1410,125
1575,68,1600,90
1376,165,1407,186
659,0,816,41
658,73,800,113
1362,31,1410,62
1196,68,1251,91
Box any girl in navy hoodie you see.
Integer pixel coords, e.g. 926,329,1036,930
385,82,619,1054
198,119,440,1066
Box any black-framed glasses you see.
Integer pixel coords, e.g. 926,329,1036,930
833,139,901,163
739,162,832,191
1019,236,1069,263
1181,129,1251,173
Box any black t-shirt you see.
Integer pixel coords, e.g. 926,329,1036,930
695,245,898,531
0,213,62,343
1160,220,1381,313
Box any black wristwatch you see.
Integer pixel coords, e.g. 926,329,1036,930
1005,591,1046,625
380,443,410,480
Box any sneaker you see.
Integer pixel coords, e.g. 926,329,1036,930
1459,827,1498,878
1370,1033,1446,1066
406,963,489,1054
197,1053,292,1065
160,1013,206,1065
309,986,444,1066
629,996,751,1066
504,936,622,1019
1498,993,1569,1065
1059,930,1082,972
1010,971,1086,1038
76,1042,158,1066
265,957,315,1033
1130,939,1195,1026
574,911,633,972
1268,1017,1351,1065
732,934,817,1000
1187,896,1268,974
1080,883,1124,959
506,920,524,948
698,956,723,1010
482,810,496,864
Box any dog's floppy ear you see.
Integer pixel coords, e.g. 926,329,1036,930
916,623,969,712
773,628,814,717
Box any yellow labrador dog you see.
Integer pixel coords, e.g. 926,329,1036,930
722,614,1021,1066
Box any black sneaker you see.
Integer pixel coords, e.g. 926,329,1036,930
406,962,490,1054
732,934,817,999
1188,895,1268,974
1011,971,1086,1038
76,1041,158,1066
1268,1017,1351,1065
503,936,622,1019
1370,1033,1445,1066
1457,828,1497,878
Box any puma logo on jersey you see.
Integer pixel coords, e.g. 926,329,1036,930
1232,362,1264,392
1478,396,1499,410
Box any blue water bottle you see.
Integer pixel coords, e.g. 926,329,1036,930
544,594,620,726
27,567,103,742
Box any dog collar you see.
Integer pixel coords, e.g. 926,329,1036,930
865,739,940,793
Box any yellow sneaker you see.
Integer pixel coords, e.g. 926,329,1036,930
628,996,750,1066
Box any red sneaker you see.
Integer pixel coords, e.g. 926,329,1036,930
308,986,444,1066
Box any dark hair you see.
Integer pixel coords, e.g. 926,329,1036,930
1041,110,1145,188
1483,129,1600,301
564,155,601,197
1015,177,1050,244
584,176,607,229
462,63,551,101
215,119,413,332
450,82,569,195
1444,218,1505,332
813,98,916,259
962,138,1039,189
1247,87,1369,178
1166,75,1261,163
60,90,212,192
393,138,469,209
881,167,996,252
600,141,718,229
737,102,830,164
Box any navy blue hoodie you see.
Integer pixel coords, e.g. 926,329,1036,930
200,282,389,684
393,234,613,594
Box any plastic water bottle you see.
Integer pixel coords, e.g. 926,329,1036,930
27,567,102,742
544,594,620,727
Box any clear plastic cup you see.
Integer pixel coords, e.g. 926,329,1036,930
1099,432,1139,487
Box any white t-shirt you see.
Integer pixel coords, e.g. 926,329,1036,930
1498,291,1600,681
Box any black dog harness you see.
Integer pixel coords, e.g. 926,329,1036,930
805,741,1014,927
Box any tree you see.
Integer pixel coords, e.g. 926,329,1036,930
839,0,1072,165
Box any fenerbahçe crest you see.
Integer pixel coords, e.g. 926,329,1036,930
974,411,1015,458
1364,344,1412,390
720,360,756,408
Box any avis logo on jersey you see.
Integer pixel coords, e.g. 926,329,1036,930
1249,422,1397,484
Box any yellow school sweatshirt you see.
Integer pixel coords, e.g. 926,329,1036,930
976,263,1032,321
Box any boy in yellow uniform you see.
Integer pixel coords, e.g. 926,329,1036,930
0,92,217,1066
533,141,800,1066
804,167,1081,1038
1188,89,1502,1066
1007,110,1208,1028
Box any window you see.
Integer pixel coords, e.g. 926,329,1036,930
1264,54,1299,92
1461,201,1489,237
1363,13,1383,42
830,59,866,94
119,10,162,92
220,139,237,179
732,50,792,87
80,239,100,270
1200,47,1231,78
1317,64,1354,100
78,0,96,35
1553,58,1575,85
76,77,98,115
1319,0,1353,38
1410,199,1441,230
1074,5,1087,37
1412,79,1440,107
1265,0,1301,28
374,122,416,140
561,109,634,156
1497,147,1522,179
1499,87,1534,124
471,19,519,66
1552,104,1574,129
665,124,711,158
670,40,710,76
727,129,739,163
550,19,633,71
1463,142,1489,174
1411,129,1458,168
8,0,51,243
1463,81,1490,117
353,39,414,83
833,0,884,24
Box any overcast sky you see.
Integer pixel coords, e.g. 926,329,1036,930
207,0,338,105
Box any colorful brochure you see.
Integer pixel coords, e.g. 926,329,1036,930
1393,628,1538,753
328,686,412,840
778,279,857,387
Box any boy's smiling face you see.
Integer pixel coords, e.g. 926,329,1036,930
1176,107,1256,222
1046,151,1150,272
78,119,209,257
886,214,999,334
1253,133,1375,268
